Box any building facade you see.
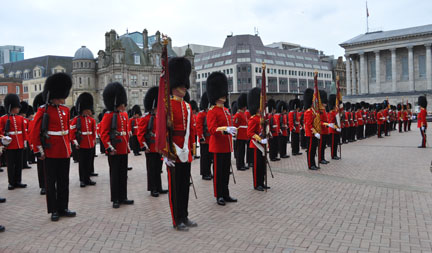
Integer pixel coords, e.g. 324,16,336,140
0,78,27,105
340,24,432,110
0,45,24,64
194,34,333,102
0,56,72,106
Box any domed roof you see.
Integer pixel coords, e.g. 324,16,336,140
73,46,94,60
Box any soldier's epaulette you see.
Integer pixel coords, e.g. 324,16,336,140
209,105,215,111
40,105,46,109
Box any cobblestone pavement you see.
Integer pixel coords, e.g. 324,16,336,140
0,130,431,252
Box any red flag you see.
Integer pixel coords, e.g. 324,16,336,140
312,71,322,134
260,63,267,123
366,2,369,17
155,38,176,160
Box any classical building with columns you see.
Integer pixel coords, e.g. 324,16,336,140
340,24,432,111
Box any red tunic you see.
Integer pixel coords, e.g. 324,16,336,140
137,113,157,153
207,105,233,153
247,114,261,149
269,113,280,137
100,111,130,155
356,111,364,126
418,108,427,128
320,110,328,135
70,115,96,149
288,111,300,133
304,108,318,137
31,105,71,158
0,115,27,150
196,111,210,144
171,98,194,163
129,118,140,136
233,110,248,140
327,110,337,134
377,111,384,125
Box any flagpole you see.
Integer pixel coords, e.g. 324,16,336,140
366,1,369,33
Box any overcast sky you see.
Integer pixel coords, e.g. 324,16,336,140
1,0,431,60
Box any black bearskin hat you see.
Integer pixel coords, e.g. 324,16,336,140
200,92,209,111
360,101,366,109
290,99,301,111
247,87,261,115
70,106,77,119
299,100,304,110
103,82,127,111
184,91,190,103
408,103,412,109
131,105,142,116
267,99,276,112
76,92,94,113
344,102,351,110
224,97,230,109
376,103,382,111
169,57,191,90
26,106,34,117
237,93,247,109
355,103,361,110
276,101,288,113
206,72,228,105
19,101,29,115
328,94,336,109
144,86,158,112
33,93,44,109
4,94,21,113
319,90,327,104
418,96,427,108
397,103,401,111
303,88,314,109
383,100,389,108
231,101,238,115
190,100,199,112
43,72,72,101
0,106,5,117
98,112,104,122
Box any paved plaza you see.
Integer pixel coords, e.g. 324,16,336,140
0,130,431,252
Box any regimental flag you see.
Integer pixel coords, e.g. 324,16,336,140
312,71,322,134
260,62,267,128
155,37,176,160
366,1,370,17
335,75,342,127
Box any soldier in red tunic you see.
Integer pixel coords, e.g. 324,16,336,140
267,99,280,161
318,91,330,165
30,93,46,195
246,87,269,191
31,73,76,221
377,103,385,138
137,86,168,197
233,93,249,171
206,72,237,206
327,94,341,160
18,101,31,170
70,92,97,188
196,92,212,180
0,94,27,190
288,99,302,156
277,101,290,159
417,96,428,148
100,82,134,209
129,105,142,156
162,57,197,231
303,88,320,170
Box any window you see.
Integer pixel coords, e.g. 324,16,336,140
236,49,250,54
16,86,20,94
305,57,313,61
401,56,408,80
23,86,28,93
230,68,233,74
225,59,232,64
275,60,284,65
296,55,304,60
34,85,37,91
214,61,224,67
419,55,426,78
277,53,286,57
0,86,7,94
255,58,262,63
285,62,294,66
197,74,200,79
295,63,304,67
263,59,274,64
115,74,122,82
204,63,213,68
195,58,201,63
287,54,296,59
202,56,210,61
134,55,140,65
221,51,232,56
237,58,250,63
130,75,137,86
266,51,276,56
79,77,82,84
195,65,202,70
211,53,221,59
255,50,265,55
369,60,376,82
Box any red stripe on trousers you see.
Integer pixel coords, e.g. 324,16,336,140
167,168,176,227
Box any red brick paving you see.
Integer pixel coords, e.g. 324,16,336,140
0,130,431,252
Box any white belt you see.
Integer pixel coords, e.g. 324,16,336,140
8,131,23,135
81,132,92,135
133,126,138,129
272,125,278,128
117,131,127,136
47,130,69,136
238,126,247,129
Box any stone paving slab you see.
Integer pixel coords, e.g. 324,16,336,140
0,130,431,252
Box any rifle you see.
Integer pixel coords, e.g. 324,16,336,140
40,92,50,149
228,111,236,184
144,114,155,145
109,112,122,150
4,105,10,137
76,116,82,144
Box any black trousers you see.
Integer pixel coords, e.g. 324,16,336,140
44,158,70,213
108,154,128,202
420,128,427,147
291,132,300,154
252,148,265,188
6,149,23,185
300,129,307,149
378,124,383,138
90,147,95,173
130,135,140,154
356,126,364,139
167,162,191,226
331,133,340,158
28,149,36,164
398,121,403,132
99,139,106,154
341,128,347,143
78,148,93,183
247,141,254,166
318,134,327,162
269,136,279,159
408,120,412,131
403,121,408,132
233,140,237,159
200,143,212,177
384,122,389,136
145,152,163,192
279,135,288,157
235,139,247,169
306,136,318,168
37,158,45,189
22,147,29,168
71,145,79,162
213,153,231,198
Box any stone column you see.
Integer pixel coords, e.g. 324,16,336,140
391,48,397,92
426,44,432,90
359,52,366,94
374,50,381,93
408,46,415,91
353,58,359,95
345,54,352,95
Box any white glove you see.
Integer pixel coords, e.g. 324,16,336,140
328,123,335,129
226,126,237,136
421,126,425,131
260,138,268,145
336,128,341,133
1,136,12,146
163,157,175,167
314,133,321,139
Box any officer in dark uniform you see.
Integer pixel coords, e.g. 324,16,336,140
31,73,76,221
